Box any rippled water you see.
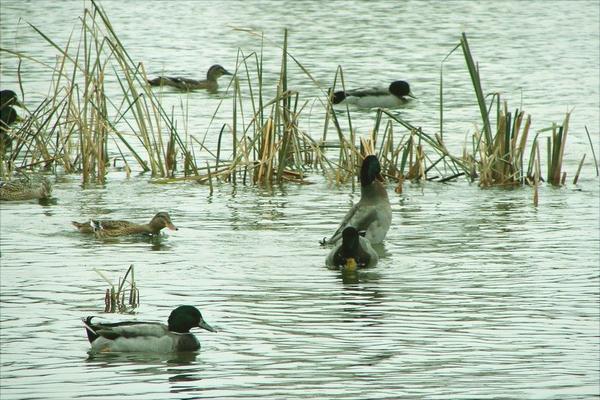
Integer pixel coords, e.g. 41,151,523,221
1,1,599,399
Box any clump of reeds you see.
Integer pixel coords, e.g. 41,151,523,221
4,9,593,195
94,264,139,313
3,0,194,182
446,33,591,194
321,67,467,190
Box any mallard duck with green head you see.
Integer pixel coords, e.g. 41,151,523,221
0,174,52,201
322,155,392,245
1,89,24,152
72,212,178,237
147,64,232,91
332,80,416,109
326,226,379,270
83,305,216,353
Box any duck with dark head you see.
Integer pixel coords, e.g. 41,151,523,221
332,80,415,109
321,154,392,246
147,64,232,92
83,305,216,353
326,226,379,270
0,90,24,153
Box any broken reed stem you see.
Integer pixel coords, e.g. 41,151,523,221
573,154,586,184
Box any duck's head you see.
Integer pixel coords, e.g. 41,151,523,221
207,64,232,81
168,305,216,333
341,226,359,264
331,90,347,105
339,227,361,270
0,90,23,109
389,81,415,99
360,155,384,186
150,212,178,231
0,107,18,130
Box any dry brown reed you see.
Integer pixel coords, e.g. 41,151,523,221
94,264,139,314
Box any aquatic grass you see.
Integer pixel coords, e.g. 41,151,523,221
585,126,599,177
2,0,196,181
3,16,593,195
94,264,139,314
441,33,585,190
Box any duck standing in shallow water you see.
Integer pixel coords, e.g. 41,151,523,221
72,211,178,238
326,226,378,269
147,64,232,91
0,90,24,152
332,80,415,109
322,155,392,245
83,305,216,353
0,174,52,201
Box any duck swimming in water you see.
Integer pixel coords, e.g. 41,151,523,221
322,155,392,245
147,64,232,91
0,174,52,201
72,212,178,238
1,90,24,152
83,305,216,353
332,80,415,109
326,226,379,270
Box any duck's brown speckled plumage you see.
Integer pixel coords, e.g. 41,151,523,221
0,175,51,201
72,212,177,237
147,64,232,91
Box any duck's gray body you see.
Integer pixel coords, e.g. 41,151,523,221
326,227,379,269
324,155,392,246
82,306,215,354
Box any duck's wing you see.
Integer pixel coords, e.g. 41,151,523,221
162,77,200,86
325,242,343,268
148,76,203,90
346,86,388,97
98,220,134,230
83,317,168,341
326,202,377,244
358,236,379,268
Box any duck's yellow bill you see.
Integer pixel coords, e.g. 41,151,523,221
345,258,358,271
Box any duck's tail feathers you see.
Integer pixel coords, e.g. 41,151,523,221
82,316,99,343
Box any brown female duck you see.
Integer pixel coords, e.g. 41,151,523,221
72,212,178,237
147,64,232,91
0,175,52,201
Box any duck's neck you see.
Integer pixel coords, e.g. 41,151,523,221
206,72,219,82
361,181,388,200
143,223,161,234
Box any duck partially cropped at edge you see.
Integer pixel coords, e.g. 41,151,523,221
326,226,379,270
83,305,216,353
321,155,392,245
1,90,24,152
147,64,232,91
0,174,52,201
332,80,415,109
72,211,178,237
